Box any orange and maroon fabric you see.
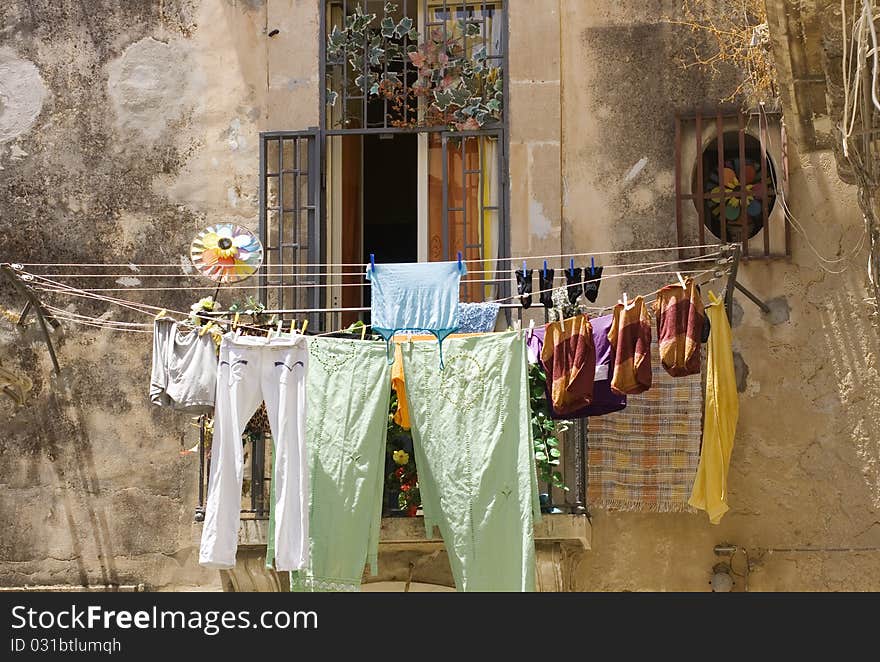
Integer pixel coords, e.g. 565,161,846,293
540,315,596,416
651,277,705,377
607,296,652,395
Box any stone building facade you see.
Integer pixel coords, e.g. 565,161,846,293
1,1,878,591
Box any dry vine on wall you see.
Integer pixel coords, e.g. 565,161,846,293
665,0,778,107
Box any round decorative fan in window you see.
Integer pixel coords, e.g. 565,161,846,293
190,224,263,283
696,132,777,241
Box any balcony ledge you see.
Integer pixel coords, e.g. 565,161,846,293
193,513,591,551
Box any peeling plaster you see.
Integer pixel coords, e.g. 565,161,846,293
7,144,28,161
623,157,648,182
220,118,247,152
529,198,554,239
0,48,47,143
107,38,202,141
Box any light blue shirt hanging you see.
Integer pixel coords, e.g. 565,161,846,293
366,260,467,368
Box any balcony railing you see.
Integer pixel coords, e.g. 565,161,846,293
194,413,588,521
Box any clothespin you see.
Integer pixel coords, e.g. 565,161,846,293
289,319,298,335
527,318,535,340
301,319,308,335
370,253,376,275
543,260,548,278
676,271,687,288
522,260,527,275
198,321,215,337
622,293,629,308
232,312,241,330
155,309,167,320
360,324,367,341
457,251,463,270
569,258,575,276
274,318,283,338
590,257,595,276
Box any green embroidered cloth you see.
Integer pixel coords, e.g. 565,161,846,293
267,337,392,591
400,330,540,591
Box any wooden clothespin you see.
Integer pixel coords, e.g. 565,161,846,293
155,309,167,320
360,324,367,341
232,312,241,330
301,319,308,335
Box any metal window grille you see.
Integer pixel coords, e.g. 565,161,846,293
258,130,323,326
674,109,790,259
323,0,505,131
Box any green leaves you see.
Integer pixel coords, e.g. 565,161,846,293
396,17,413,38
433,89,454,111
381,16,396,38
528,362,570,491
327,7,503,131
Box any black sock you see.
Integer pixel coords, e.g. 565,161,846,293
539,269,555,309
565,267,583,305
516,269,533,309
583,265,604,303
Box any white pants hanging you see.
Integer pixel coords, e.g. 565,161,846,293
199,333,309,571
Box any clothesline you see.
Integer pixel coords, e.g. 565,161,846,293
15,242,729,269
28,267,718,293
23,252,726,295
19,252,728,332
28,255,728,279
25,263,730,336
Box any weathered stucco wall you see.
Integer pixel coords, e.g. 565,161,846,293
0,0,317,590
553,0,880,590
2,0,878,592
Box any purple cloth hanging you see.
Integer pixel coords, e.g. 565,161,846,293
527,315,626,419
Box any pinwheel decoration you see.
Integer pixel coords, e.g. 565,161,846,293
703,156,776,241
190,224,263,284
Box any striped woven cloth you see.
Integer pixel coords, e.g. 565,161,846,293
587,340,703,512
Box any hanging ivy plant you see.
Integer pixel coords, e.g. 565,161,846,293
326,2,503,131
529,363,569,491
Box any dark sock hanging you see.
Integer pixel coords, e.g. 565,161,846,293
583,265,604,303
539,268,555,309
516,268,534,309
565,267,583,305
701,315,711,343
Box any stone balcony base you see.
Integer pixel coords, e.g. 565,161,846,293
195,514,591,592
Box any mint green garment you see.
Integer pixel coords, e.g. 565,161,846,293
266,337,391,591
400,331,540,591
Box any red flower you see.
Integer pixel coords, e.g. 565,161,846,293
395,467,405,478
401,484,411,492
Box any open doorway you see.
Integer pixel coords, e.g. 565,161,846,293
338,132,418,325
362,133,418,265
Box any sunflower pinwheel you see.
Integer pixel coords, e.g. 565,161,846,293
190,224,263,284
